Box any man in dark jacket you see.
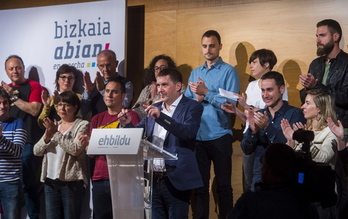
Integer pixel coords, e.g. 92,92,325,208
119,68,203,219
300,19,348,219
300,19,348,133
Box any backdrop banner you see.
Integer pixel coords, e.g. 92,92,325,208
0,0,125,93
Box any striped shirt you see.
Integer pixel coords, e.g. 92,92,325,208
0,117,27,182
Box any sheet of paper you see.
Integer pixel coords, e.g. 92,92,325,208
219,88,239,101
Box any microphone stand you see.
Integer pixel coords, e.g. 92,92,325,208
100,103,140,129
143,101,153,139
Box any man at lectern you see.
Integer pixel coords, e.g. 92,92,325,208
119,68,203,219
87,78,140,219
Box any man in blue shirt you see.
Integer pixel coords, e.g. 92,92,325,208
241,71,305,191
185,30,240,219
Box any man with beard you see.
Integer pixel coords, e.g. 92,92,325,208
241,71,305,191
299,19,348,219
300,19,348,133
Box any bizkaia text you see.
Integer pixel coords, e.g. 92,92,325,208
54,17,111,60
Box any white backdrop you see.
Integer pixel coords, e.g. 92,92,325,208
0,0,125,94
0,1,125,218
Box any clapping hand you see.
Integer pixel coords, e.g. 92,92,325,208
221,100,237,114
188,77,208,96
42,117,58,143
83,71,95,93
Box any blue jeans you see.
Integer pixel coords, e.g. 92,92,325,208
251,146,266,192
242,151,255,192
92,180,113,219
152,176,190,219
44,178,85,219
194,134,233,219
0,180,21,219
21,143,40,219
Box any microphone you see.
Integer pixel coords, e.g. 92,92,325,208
132,103,140,110
116,104,140,121
100,104,140,128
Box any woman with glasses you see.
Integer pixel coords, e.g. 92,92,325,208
34,91,89,219
132,54,186,119
38,64,81,128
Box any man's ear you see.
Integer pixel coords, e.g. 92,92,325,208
280,85,285,95
333,33,340,43
176,82,182,92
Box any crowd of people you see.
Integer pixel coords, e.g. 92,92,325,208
0,18,347,219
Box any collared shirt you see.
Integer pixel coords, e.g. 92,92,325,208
244,79,289,133
152,94,183,171
185,57,240,141
241,101,306,155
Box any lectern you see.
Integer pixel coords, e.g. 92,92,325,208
87,128,177,219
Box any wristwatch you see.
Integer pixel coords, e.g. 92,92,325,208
11,95,19,103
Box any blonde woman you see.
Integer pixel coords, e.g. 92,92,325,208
281,89,338,219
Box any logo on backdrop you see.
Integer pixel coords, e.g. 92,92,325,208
53,17,111,70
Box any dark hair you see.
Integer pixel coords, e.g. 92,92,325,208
143,68,156,86
54,91,81,115
317,19,342,43
263,143,296,181
55,64,80,92
149,54,177,73
0,89,11,104
106,78,126,94
261,71,285,87
145,55,177,85
157,68,182,84
202,30,221,44
249,49,277,70
5,55,24,68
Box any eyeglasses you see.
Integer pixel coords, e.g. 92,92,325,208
153,65,167,72
59,76,75,81
56,103,73,108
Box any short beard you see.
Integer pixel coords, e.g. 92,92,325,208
267,96,282,109
316,41,334,56
205,54,218,62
